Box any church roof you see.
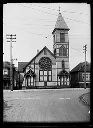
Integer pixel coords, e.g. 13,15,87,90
52,12,69,33
23,46,56,70
3,61,15,68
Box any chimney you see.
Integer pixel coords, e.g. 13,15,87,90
37,49,39,54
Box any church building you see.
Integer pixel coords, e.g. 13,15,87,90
23,10,70,88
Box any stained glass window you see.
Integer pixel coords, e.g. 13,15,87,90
39,57,52,82
39,57,52,70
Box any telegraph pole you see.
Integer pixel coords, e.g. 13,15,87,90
83,44,87,89
6,34,16,91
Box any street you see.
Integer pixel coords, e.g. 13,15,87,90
3,88,90,122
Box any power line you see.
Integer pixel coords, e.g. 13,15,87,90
18,4,89,25
29,3,88,16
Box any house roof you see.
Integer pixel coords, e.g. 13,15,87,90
52,12,69,33
3,61,15,68
23,46,56,70
70,62,90,73
18,62,28,72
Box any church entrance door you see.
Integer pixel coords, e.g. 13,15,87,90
60,77,67,86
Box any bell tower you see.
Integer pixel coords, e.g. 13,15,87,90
52,8,70,75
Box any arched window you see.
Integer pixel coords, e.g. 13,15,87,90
59,45,67,56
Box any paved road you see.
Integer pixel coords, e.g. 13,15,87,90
3,88,90,122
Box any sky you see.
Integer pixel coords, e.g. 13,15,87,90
3,3,90,70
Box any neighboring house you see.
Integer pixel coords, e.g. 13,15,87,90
23,11,70,89
70,62,90,88
18,62,28,88
3,61,18,89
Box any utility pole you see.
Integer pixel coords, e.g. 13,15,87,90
83,44,87,89
6,34,16,91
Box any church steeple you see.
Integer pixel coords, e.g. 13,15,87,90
52,6,70,73
52,9,69,34
52,7,70,86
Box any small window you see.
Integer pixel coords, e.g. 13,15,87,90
44,76,47,81
3,69,8,75
60,33,65,42
49,76,51,81
49,71,51,75
40,76,43,81
56,49,59,54
40,71,43,75
44,71,47,75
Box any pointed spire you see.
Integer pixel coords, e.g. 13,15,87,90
52,7,69,33
55,11,69,30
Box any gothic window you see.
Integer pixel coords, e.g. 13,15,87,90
60,33,65,42
27,77,30,86
56,49,59,54
31,76,34,86
59,45,67,56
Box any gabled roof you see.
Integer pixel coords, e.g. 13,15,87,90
52,12,69,33
70,62,90,73
23,46,56,70
18,62,28,72
3,61,15,68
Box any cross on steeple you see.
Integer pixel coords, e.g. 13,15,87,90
59,6,60,13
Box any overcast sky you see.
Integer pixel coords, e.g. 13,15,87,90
3,3,90,70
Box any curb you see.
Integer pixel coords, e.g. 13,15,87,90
79,93,90,106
